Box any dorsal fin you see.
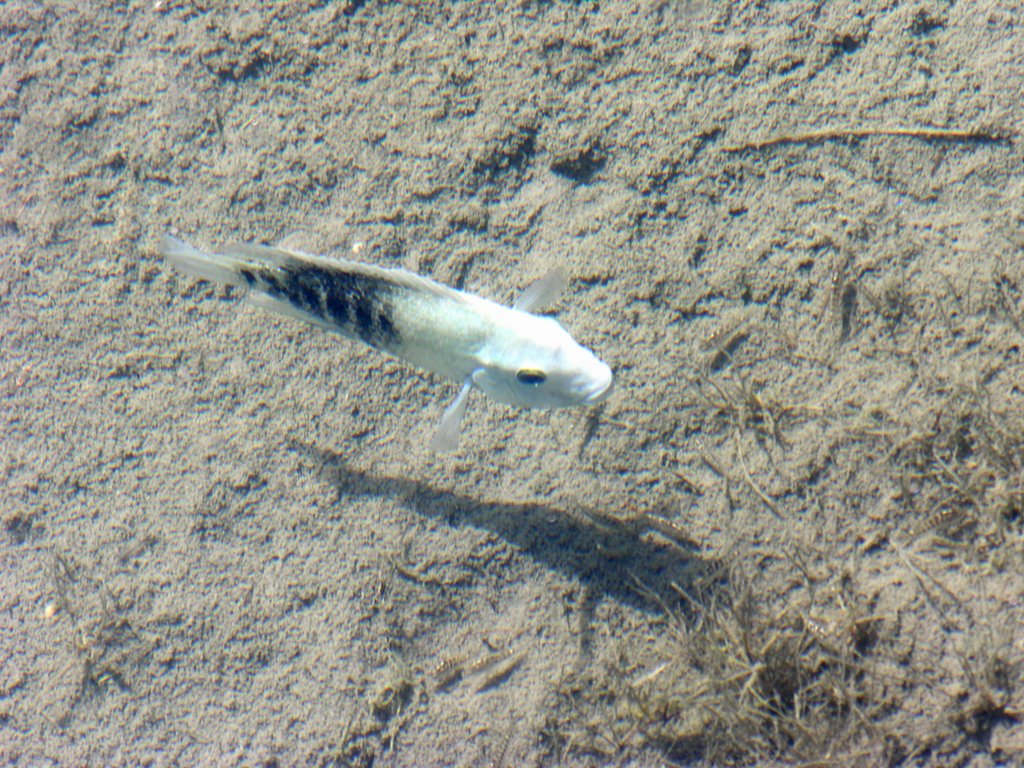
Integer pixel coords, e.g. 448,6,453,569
220,243,474,306
514,268,568,313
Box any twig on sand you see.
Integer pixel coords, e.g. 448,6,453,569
721,125,1014,153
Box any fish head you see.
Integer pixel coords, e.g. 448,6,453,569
473,316,613,410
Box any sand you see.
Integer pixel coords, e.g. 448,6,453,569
2,1,1022,765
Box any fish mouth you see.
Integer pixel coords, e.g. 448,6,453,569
581,372,614,406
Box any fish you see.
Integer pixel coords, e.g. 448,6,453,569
160,235,613,451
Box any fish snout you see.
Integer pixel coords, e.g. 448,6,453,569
581,366,614,405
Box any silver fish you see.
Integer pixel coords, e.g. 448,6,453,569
160,235,613,451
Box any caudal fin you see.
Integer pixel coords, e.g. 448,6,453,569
160,235,248,289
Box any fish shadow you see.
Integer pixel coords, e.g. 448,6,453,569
294,442,723,616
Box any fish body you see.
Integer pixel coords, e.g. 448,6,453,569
160,235,613,450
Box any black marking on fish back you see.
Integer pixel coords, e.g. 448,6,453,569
258,260,401,349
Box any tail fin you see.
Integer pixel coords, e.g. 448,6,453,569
160,235,247,289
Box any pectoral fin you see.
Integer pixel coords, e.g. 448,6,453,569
429,378,474,453
513,268,568,313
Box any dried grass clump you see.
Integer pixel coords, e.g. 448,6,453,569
876,378,1024,566
543,565,900,766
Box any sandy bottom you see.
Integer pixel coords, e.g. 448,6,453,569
2,2,1023,765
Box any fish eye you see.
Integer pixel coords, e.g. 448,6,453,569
516,369,547,386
